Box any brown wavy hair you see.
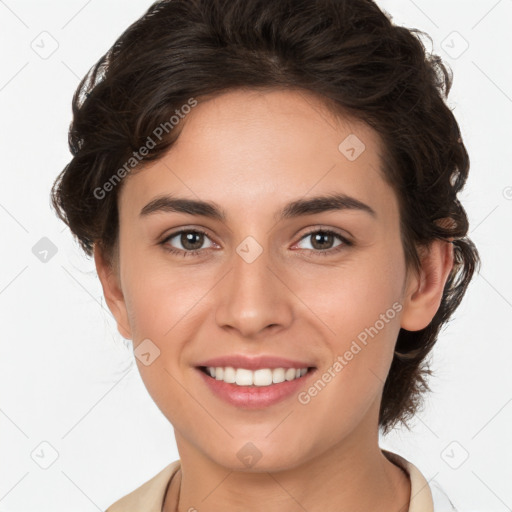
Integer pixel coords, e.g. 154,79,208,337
50,0,480,433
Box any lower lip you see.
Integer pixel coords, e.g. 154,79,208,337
196,367,316,409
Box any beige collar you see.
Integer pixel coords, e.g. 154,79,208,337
382,450,434,511
106,451,434,512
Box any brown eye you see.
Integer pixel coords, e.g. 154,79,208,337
310,231,336,250
179,231,205,250
295,229,352,256
161,229,215,257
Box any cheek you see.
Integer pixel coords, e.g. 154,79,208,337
297,313,401,444
122,252,210,339
134,356,198,440
290,251,405,399
291,250,405,343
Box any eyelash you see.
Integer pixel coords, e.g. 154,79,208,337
160,228,353,258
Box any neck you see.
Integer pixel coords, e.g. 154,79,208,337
164,419,410,512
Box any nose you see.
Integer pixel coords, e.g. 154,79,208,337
214,241,294,339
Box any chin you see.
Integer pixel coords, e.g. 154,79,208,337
205,439,315,473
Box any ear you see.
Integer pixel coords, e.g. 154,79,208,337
93,244,133,340
400,239,454,331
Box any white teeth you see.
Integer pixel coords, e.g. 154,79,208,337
223,366,236,383
272,368,285,384
285,368,296,381
204,366,310,386
236,368,253,386
253,369,273,386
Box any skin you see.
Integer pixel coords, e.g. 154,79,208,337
95,88,453,512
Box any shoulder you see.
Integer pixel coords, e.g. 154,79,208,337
429,480,458,511
105,460,181,512
382,449,458,512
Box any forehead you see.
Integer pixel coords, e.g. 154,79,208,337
119,88,398,226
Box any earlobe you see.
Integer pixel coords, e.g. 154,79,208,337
400,240,454,332
93,244,133,340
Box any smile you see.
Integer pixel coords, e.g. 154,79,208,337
200,366,310,386
196,366,317,408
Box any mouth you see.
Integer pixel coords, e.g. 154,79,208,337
195,365,317,409
197,365,316,386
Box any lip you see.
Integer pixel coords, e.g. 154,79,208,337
195,366,317,409
195,354,316,371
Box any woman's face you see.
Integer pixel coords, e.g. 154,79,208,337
99,88,424,471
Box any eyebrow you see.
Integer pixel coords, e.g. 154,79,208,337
139,192,377,222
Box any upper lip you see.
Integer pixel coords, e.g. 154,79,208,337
195,355,316,370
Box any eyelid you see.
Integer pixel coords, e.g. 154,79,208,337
295,225,352,242
160,224,214,241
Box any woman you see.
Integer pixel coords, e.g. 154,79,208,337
51,0,479,510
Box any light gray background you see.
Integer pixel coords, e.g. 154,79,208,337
1,1,511,510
